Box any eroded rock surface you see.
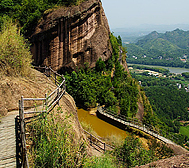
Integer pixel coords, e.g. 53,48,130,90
31,0,112,71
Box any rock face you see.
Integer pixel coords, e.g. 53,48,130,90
30,0,112,71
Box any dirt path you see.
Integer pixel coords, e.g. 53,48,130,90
0,111,18,168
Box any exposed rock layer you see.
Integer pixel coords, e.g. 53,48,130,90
31,0,112,71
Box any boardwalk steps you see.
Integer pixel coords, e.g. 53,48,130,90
0,112,18,168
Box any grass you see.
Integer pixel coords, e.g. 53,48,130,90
180,125,189,138
28,108,118,167
80,121,99,137
27,106,174,167
84,154,117,168
28,108,87,167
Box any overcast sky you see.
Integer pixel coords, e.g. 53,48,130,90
101,0,189,29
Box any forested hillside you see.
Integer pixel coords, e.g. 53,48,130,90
126,29,189,68
65,34,154,124
131,66,189,146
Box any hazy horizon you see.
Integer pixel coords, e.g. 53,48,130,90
101,0,189,31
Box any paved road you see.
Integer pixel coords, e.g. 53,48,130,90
0,111,18,168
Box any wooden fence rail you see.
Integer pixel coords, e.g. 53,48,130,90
83,129,114,152
18,66,66,168
98,106,178,144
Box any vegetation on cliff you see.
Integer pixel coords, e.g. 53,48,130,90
0,20,32,77
0,0,87,36
65,33,154,123
113,136,173,167
29,107,173,168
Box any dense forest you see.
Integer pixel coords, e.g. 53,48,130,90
131,67,189,145
126,29,189,68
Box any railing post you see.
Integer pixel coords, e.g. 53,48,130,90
143,124,144,131
20,96,29,168
55,73,57,85
48,67,50,77
20,96,25,167
104,143,106,152
57,88,59,105
45,93,47,106
45,66,47,76
49,66,51,78
90,134,92,146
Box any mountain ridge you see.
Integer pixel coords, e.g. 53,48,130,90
126,28,189,67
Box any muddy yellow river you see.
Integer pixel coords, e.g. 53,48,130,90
77,108,128,139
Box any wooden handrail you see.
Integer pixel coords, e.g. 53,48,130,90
18,66,66,168
98,106,178,144
83,129,114,151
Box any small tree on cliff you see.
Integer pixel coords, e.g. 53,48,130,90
95,58,106,72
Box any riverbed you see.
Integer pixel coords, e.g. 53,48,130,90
127,63,189,74
77,108,128,139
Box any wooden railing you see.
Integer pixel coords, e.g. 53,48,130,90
98,106,178,145
83,129,114,152
18,66,66,168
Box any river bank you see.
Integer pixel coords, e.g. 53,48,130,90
127,63,189,74
77,108,128,139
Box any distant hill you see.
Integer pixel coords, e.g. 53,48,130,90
126,29,189,68
136,29,189,49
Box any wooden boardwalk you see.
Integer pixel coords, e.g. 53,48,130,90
98,107,176,145
0,111,18,168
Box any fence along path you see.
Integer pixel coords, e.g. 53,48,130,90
98,106,178,145
18,66,66,168
18,66,116,167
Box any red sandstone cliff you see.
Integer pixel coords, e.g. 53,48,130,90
30,0,112,71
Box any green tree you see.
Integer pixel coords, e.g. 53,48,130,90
117,35,122,46
95,58,106,72
114,136,152,167
182,72,189,78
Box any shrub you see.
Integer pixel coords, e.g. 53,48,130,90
28,109,87,167
84,154,117,168
0,20,32,77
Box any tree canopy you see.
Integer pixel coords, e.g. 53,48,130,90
0,0,87,35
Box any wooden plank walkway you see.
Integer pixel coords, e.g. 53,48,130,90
0,111,18,168
98,107,175,145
